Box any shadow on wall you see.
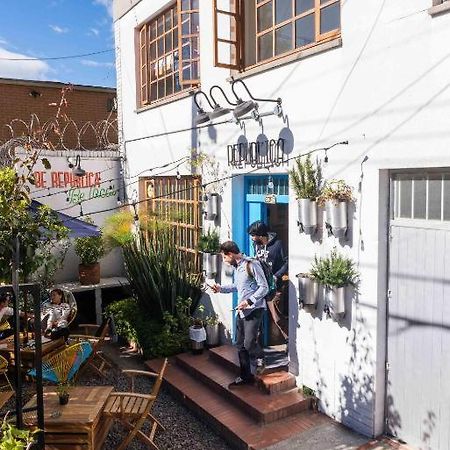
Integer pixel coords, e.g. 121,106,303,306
288,280,299,375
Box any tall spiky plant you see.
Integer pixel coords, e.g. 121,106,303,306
289,155,322,200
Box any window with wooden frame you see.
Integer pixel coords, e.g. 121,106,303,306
137,0,200,107
214,0,341,70
141,175,202,269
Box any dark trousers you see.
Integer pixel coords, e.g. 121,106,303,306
236,308,264,380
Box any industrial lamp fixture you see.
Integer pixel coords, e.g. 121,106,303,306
72,155,86,177
193,91,215,125
231,78,282,120
208,85,236,120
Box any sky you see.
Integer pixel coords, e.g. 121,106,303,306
0,0,116,87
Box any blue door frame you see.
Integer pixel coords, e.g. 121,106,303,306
230,175,289,342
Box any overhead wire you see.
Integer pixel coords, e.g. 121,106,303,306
0,49,114,61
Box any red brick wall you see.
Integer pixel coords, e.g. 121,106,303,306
0,81,117,149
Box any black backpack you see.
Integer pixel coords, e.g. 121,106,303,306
246,258,276,293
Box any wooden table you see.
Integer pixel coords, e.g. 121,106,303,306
0,336,65,370
23,385,114,450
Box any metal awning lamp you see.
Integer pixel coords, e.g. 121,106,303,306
193,91,215,125
208,85,236,120
72,155,86,177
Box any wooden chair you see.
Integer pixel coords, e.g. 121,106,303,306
0,355,13,391
71,316,112,379
103,358,168,450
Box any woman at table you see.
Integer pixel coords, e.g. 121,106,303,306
41,288,70,341
0,292,30,340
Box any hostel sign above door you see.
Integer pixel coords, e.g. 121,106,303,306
227,137,288,168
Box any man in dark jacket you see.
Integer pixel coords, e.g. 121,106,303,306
247,221,288,341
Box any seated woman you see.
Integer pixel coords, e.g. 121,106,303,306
0,292,30,340
41,288,70,341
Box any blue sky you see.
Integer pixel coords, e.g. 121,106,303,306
0,0,115,87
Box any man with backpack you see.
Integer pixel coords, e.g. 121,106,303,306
212,241,268,388
247,221,288,342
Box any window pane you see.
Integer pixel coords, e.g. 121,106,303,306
150,83,157,101
157,17,164,34
150,42,156,60
174,50,179,71
444,177,450,221
166,76,173,95
182,39,191,59
295,14,314,47
165,33,172,52
413,178,426,219
173,8,178,25
165,12,172,30
296,0,314,14
182,62,191,81
275,23,293,55
320,2,340,34
150,21,157,40
191,60,199,79
275,0,292,24
158,79,165,98
173,28,178,46
166,54,173,73
181,0,190,11
157,38,164,56
191,12,199,33
192,36,199,57
399,179,412,218
192,0,199,9
257,2,273,32
428,176,442,220
257,32,273,62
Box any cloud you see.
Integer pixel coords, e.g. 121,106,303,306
0,47,51,80
49,25,69,34
0,37,7,46
93,0,113,17
81,59,114,68
89,28,100,36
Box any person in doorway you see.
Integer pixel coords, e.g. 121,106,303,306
212,241,269,388
41,288,70,341
247,220,289,342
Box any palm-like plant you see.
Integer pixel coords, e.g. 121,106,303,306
289,155,322,200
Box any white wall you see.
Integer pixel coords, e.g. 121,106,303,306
114,0,450,437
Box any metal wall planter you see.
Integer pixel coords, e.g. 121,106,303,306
297,199,318,234
205,324,220,347
325,200,348,238
297,273,319,306
203,252,219,278
205,193,220,220
326,286,346,316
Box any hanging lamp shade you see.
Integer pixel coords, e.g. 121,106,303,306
233,99,256,119
209,104,231,120
196,109,211,125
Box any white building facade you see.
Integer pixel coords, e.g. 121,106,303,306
113,0,450,447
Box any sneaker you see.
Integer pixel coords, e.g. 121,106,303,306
256,358,266,375
228,376,255,389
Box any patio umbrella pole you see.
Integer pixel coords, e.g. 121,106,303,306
12,235,23,428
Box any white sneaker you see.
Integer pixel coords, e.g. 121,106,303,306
256,358,265,375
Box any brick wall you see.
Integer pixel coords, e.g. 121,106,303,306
0,79,117,150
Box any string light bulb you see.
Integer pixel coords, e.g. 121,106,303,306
176,170,181,180
267,176,274,191
324,149,329,165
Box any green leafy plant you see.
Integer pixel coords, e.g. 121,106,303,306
317,179,354,206
122,228,202,321
102,210,135,249
187,150,228,194
74,220,105,265
56,381,71,397
191,304,206,327
0,413,37,450
197,228,220,254
302,385,316,397
289,155,322,200
310,249,359,288
205,312,220,326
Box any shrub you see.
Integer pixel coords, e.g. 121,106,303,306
310,249,359,288
289,155,322,200
197,228,220,253
317,179,354,206
102,210,135,249
74,221,105,265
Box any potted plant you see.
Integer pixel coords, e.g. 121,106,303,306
296,273,319,307
74,223,105,285
189,305,206,354
198,228,220,279
56,382,71,405
317,179,354,238
290,155,322,234
310,249,358,317
204,313,220,347
301,385,319,412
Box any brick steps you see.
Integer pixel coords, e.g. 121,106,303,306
174,351,309,424
146,357,330,450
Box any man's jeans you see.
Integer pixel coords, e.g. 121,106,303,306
236,308,264,380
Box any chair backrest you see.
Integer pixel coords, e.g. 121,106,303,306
95,316,111,338
151,358,168,398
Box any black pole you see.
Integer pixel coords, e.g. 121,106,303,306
32,283,45,449
11,235,23,428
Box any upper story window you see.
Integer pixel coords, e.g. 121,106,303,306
429,0,450,15
138,0,200,107
213,0,341,71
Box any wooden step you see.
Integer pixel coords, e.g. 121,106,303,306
146,358,330,450
174,351,309,424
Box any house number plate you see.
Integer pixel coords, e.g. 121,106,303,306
265,194,277,204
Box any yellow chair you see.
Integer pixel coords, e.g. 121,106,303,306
0,355,13,391
103,358,168,450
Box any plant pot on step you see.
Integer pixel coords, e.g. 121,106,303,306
78,262,100,285
189,325,206,354
297,199,318,234
296,273,319,306
205,323,220,347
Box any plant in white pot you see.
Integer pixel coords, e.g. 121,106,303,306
317,179,354,238
189,305,206,354
74,228,105,285
204,313,220,347
310,249,358,317
290,155,322,234
198,228,221,279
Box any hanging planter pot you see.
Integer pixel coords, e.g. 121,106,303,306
205,193,220,220
203,252,219,278
296,273,319,306
205,323,220,347
325,286,346,316
297,199,318,234
325,200,348,238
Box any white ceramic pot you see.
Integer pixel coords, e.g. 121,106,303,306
298,199,317,234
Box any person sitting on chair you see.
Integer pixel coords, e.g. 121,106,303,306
0,292,30,340
42,288,70,341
